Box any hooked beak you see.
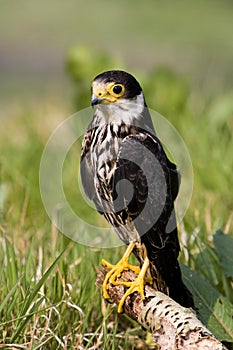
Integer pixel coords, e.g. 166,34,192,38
91,94,105,106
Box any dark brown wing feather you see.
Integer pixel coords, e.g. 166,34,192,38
112,132,194,308
81,123,194,308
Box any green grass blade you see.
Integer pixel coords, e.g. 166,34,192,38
11,245,69,342
0,279,21,314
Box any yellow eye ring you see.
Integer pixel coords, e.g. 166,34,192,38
107,83,125,98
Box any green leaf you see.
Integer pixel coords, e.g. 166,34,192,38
181,265,233,342
195,245,222,286
213,230,233,278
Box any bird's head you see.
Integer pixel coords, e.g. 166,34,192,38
91,70,153,128
91,70,143,106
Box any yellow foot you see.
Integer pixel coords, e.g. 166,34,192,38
101,242,140,300
101,241,151,313
117,257,150,313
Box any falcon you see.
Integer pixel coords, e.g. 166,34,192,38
80,70,194,312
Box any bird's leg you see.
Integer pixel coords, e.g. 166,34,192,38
117,256,150,313
102,242,151,313
102,242,140,299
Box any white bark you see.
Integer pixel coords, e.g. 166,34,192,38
96,267,228,350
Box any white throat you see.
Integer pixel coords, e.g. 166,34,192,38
96,92,145,125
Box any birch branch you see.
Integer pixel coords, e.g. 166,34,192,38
96,267,228,350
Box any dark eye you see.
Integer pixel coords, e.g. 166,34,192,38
113,85,123,94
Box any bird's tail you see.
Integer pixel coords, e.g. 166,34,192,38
133,242,195,309
168,279,194,309
148,259,195,309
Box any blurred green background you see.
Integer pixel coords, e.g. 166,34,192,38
1,0,233,105
0,1,233,349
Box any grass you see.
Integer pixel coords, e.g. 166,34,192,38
0,108,150,348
